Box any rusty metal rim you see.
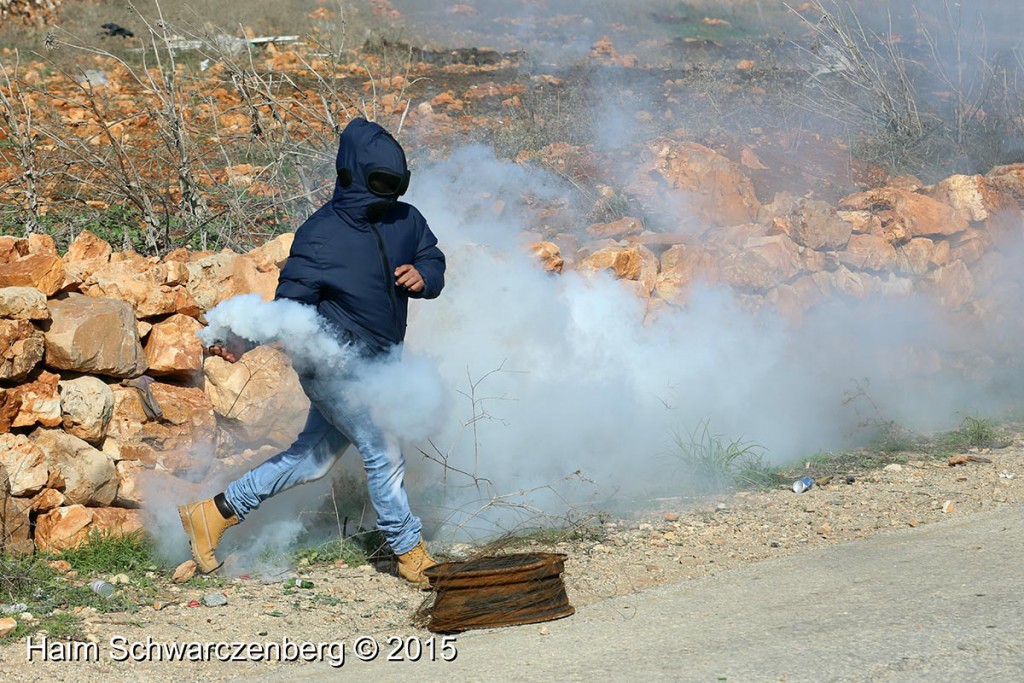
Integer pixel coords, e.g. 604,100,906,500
428,604,575,633
424,552,567,582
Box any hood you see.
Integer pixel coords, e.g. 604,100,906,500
332,118,409,226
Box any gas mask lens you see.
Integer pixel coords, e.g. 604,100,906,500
367,170,408,197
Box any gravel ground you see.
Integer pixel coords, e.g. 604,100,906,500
1,439,1021,681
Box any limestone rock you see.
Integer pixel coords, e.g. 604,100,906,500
896,238,949,276
113,460,145,508
0,253,65,296
64,230,113,263
949,229,989,265
0,286,49,320
718,234,802,293
0,235,28,265
0,434,49,496
0,318,45,381
931,174,1006,223
791,200,852,250
578,244,659,293
655,244,719,301
27,233,58,256
245,233,294,271
1,494,33,555
528,242,564,274
30,488,66,512
31,429,118,506
35,505,143,553
984,163,1024,206
139,382,217,466
0,388,21,432
633,139,761,227
143,314,204,377
586,217,645,240
839,187,967,239
58,376,114,444
11,370,62,428
839,234,899,272
82,259,197,319
922,260,974,310
44,294,147,378
105,385,158,465
185,252,277,312
204,345,309,449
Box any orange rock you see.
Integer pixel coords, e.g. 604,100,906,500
245,233,294,272
0,286,49,320
31,429,118,506
31,488,65,512
896,237,949,276
113,460,145,508
984,163,1024,206
586,217,645,240
0,235,28,265
140,383,217,462
203,346,310,449
0,388,22,432
718,234,802,293
144,314,204,377
27,234,58,257
0,318,45,381
839,234,899,272
0,253,66,296
1,495,33,555
64,230,113,263
44,295,147,378
949,229,989,265
185,252,277,312
35,505,143,553
922,260,974,309
839,187,967,239
0,433,49,496
11,370,62,429
792,200,852,250
930,174,1006,223
578,244,659,294
633,139,761,227
528,242,564,274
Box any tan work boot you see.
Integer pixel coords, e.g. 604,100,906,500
178,498,238,573
397,538,437,587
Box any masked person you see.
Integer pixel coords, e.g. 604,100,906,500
178,118,446,585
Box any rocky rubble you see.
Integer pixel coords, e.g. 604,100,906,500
1,157,1023,557
0,232,304,554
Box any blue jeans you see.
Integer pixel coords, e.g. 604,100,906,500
224,370,423,555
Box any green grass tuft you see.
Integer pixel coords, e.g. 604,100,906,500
671,420,779,493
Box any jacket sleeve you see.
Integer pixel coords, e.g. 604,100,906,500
274,229,322,305
408,218,445,300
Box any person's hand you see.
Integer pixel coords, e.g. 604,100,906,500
208,345,241,363
394,264,425,293
207,334,250,363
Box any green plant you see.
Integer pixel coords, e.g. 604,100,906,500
866,419,921,454
49,530,158,576
670,420,771,493
291,537,370,568
935,414,1006,452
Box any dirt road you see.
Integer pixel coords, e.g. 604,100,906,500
261,505,1024,682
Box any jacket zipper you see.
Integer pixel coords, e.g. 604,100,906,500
369,222,401,338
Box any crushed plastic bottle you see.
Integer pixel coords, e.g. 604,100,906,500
791,476,815,494
89,580,115,598
283,578,314,589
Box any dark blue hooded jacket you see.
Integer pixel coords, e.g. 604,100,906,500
275,119,446,356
